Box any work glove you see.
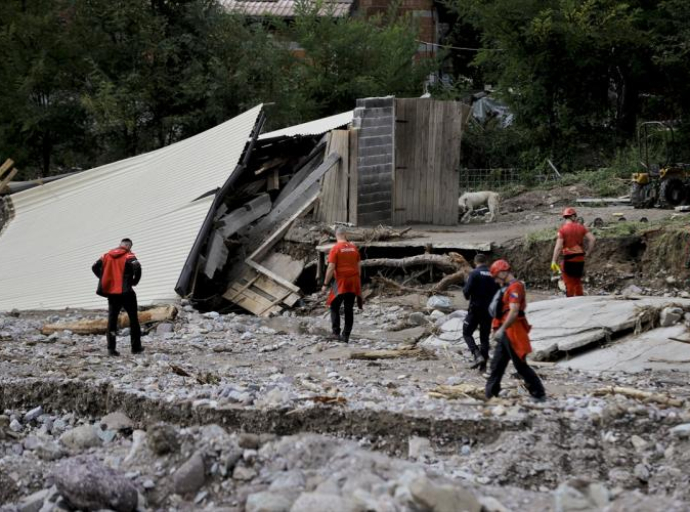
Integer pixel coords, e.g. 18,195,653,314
550,262,561,274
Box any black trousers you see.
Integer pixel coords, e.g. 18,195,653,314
107,292,141,351
485,333,545,399
463,308,492,359
330,293,355,337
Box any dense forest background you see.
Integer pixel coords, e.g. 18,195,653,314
0,0,688,179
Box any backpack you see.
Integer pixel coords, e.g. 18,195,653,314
489,286,507,319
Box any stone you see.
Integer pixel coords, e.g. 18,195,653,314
233,464,258,481
36,441,66,461
53,456,138,512
147,423,180,455
100,411,133,431
429,310,446,321
408,476,480,512
554,479,609,512
660,307,683,327
669,423,690,439
173,451,206,495
246,491,296,512
24,406,44,423
478,496,510,512
238,433,261,449
427,296,453,312
408,436,433,460
156,323,174,335
630,435,648,452
124,430,148,464
10,419,22,432
269,471,306,492
289,493,362,512
0,414,9,428
60,425,102,450
440,317,465,333
18,488,52,512
407,312,428,327
634,463,650,482
621,285,642,296
666,275,677,284
97,429,117,443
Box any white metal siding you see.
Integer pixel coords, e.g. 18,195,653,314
0,105,262,311
259,111,352,140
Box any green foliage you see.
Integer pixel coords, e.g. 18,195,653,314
448,0,690,172
0,0,431,177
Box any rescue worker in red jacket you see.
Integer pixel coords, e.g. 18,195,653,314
485,259,545,401
92,238,143,356
321,227,362,343
551,207,596,297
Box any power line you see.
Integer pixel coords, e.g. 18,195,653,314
416,40,504,52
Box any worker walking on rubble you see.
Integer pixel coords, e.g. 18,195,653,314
322,227,362,343
92,238,143,356
463,253,499,372
551,207,596,297
486,259,545,401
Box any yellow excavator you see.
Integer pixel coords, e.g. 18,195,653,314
631,122,690,208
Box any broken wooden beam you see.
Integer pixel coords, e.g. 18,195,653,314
218,194,271,239
592,386,684,407
350,346,436,360
361,253,464,274
41,305,178,335
321,225,411,242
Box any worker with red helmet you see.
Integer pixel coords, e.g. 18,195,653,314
551,207,596,297
486,259,545,401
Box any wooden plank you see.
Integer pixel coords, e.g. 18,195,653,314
227,283,282,316
251,153,339,247
246,260,300,294
267,169,280,191
0,168,18,194
275,138,326,205
224,273,260,303
0,159,14,180
251,273,300,306
250,187,319,262
202,230,228,279
348,129,359,225
262,252,305,283
219,194,271,238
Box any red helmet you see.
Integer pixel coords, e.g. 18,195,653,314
562,207,577,218
490,259,511,277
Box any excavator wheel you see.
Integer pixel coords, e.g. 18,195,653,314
630,182,655,209
659,178,687,207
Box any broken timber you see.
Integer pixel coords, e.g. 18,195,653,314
222,153,341,316
41,305,177,335
203,194,272,280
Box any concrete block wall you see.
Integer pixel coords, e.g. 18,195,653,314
353,96,395,226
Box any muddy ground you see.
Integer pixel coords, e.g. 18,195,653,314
2,297,690,512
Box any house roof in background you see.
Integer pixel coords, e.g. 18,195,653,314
221,0,353,18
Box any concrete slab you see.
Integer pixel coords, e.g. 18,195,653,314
527,296,690,360
558,325,690,373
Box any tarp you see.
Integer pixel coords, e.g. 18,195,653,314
0,105,263,311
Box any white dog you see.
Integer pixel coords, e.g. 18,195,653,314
458,191,500,223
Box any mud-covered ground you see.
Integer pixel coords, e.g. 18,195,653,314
2,300,690,512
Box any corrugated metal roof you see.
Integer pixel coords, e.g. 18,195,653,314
0,105,263,311
222,0,353,17
259,111,353,140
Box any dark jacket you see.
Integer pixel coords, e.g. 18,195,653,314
92,247,141,297
463,264,499,311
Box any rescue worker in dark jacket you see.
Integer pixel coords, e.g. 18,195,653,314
92,238,143,356
463,253,499,372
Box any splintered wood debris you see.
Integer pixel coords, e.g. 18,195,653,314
41,305,178,335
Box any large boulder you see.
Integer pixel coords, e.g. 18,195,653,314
289,493,362,512
59,425,102,451
246,491,296,512
408,475,480,512
173,451,206,495
52,457,138,512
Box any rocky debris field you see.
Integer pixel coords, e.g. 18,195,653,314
2,300,690,511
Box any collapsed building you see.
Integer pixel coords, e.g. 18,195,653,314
0,97,471,314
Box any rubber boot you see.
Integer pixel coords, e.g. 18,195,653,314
107,331,120,357
470,350,486,370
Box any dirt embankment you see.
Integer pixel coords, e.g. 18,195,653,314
497,227,690,292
